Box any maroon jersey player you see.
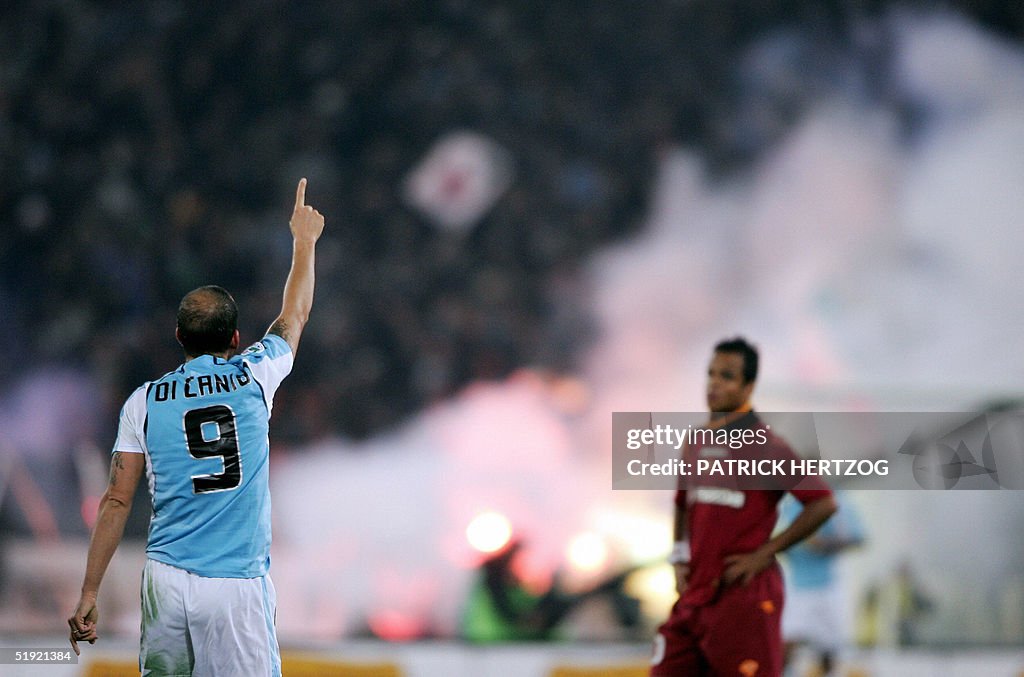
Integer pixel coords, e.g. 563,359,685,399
650,338,837,677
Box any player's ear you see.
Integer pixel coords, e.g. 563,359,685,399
175,326,184,347
230,330,240,350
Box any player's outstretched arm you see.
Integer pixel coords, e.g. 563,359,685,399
268,177,325,355
68,451,144,654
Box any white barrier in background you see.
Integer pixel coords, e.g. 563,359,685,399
0,639,1021,677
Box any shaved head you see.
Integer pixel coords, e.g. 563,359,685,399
176,285,238,357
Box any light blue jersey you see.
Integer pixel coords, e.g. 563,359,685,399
114,335,293,578
779,491,864,589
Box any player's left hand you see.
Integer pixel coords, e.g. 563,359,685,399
721,547,775,587
67,593,99,655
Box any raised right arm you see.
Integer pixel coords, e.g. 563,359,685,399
268,178,325,355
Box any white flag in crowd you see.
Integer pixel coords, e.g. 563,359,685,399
404,131,514,234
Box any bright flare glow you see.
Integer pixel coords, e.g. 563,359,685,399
591,506,673,562
626,565,677,621
466,511,513,553
627,565,676,599
367,610,424,641
566,531,609,573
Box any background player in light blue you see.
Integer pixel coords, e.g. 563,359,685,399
779,490,865,677
68,178,325,676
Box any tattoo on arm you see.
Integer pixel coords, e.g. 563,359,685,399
109,452,125,486
268,319,290,341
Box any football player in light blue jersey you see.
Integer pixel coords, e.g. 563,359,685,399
779,491,865,677
69,178,325,677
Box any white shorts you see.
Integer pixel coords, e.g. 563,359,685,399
140,558,281,677
781,584,847,651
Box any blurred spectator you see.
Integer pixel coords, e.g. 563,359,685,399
461,539,572,642
893,560,934,647
854,560,935,649
460,538,640,642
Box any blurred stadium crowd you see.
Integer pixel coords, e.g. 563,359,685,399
1,0,1022,447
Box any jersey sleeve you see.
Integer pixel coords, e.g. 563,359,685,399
112,385,149,455
242,333,294,412
789,478,832,504
770,435,833,504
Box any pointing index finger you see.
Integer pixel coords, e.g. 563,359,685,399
68,619,81,655
295,178,307,209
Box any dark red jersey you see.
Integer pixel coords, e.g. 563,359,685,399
675,411,831,607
